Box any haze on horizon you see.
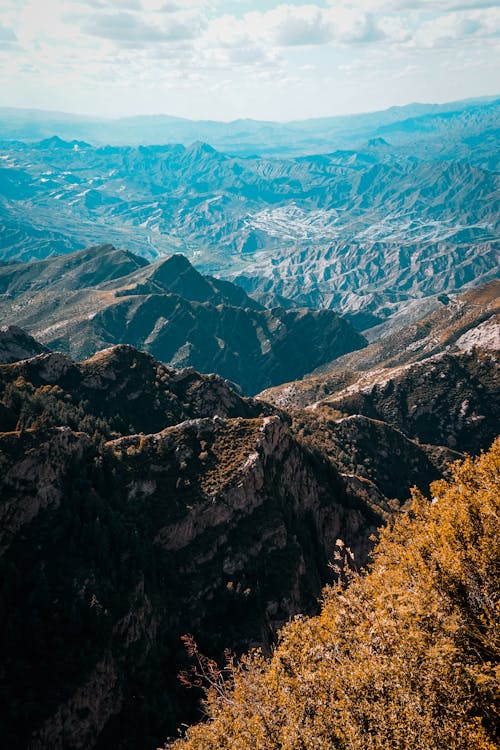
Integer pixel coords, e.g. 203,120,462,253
0,0,499,122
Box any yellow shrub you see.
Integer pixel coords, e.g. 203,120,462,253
168,439,500,750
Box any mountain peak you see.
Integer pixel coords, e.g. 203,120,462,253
155,252,193,273
36,135,91,150
187,141,217,154
144,253,199,288
367,137,391,149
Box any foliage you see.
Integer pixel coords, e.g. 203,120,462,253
0,377,111,439
169,439,500,750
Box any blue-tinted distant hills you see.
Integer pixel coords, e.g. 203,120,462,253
0,95,498,331
0,95,498,157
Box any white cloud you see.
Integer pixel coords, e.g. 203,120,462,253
82,9,205,43
201,4,387,53
0,0,498,119
413,6,500,46
0,23,17,41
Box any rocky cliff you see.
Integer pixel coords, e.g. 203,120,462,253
0,415,382,750
1,323,498,749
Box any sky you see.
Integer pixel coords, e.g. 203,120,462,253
0,0,498,121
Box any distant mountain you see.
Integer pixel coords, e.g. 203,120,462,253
0,97,498,158
0,245,366,394
0,116,498,325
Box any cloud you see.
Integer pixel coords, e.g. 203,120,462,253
413,6,500,46
0,23,17,41
85,0,142,9
330,0,499,10
202,4,387,51
82,9,204,43
2,0,499,121
152,1,209,10
246,5,383,47
270,6,334,46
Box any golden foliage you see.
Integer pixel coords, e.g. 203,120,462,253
168,439,500,750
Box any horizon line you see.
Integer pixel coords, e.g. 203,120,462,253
0,93,499,126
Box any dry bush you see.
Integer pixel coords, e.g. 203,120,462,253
168,438,500,750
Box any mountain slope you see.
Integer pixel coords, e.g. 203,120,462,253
312,349,499,453
0,247,366,395
0,344,274,436
169,440,500,750
0,325,49,363
0,413,381,750
0,243,149,295
1,323,497,749
261,279,500,409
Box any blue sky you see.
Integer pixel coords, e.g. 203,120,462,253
0,0,498,121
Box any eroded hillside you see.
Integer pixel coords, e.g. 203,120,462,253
0,246,366,395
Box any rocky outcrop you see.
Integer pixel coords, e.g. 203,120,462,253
29,654,122,750
0,427,92,554
0,412,382,750
0,325,49,363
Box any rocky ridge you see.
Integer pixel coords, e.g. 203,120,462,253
1,305,498,750
0,409,381,750
0,245,366,395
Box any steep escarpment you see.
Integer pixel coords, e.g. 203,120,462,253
169,439,500,750
0,415,382,750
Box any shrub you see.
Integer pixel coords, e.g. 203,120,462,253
168,438,500,750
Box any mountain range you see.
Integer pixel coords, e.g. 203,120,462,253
0,95,499,750
0,245,365,395
0,275,498,749
1,97,498,158
1,96,499,328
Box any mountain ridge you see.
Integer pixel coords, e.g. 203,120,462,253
0,245,366,394
1,306,498,749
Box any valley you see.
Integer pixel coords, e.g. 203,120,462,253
1,96,499,328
